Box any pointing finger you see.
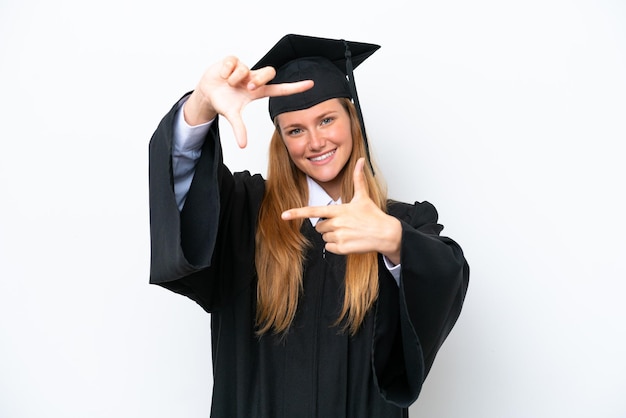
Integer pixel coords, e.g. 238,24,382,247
259,80,314,98
281,204,337,221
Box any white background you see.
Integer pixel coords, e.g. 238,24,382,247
1,1,625,417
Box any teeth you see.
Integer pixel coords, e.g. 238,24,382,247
310,150,335,162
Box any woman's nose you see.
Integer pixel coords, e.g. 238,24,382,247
308,130,326,151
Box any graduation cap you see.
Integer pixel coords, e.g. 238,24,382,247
252,34,380,172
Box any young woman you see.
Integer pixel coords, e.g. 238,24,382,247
148,34,469,417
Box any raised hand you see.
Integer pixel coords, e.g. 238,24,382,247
183,56,313,148
281,158,402,264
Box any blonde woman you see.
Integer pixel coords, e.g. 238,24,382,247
148,34,469,417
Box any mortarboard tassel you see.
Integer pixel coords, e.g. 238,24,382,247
343,40,375,175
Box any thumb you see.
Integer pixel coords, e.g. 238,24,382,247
224,112,248,148
351,157,368,201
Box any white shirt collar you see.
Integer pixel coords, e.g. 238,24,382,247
306,176,341,226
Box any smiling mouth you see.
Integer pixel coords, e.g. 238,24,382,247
309,150,336,162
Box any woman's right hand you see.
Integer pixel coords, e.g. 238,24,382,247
183,56,313,148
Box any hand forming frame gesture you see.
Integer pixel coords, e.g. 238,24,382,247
183,56,314,148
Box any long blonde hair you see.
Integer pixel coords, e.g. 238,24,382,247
255,98,387,336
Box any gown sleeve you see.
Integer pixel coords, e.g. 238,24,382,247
372,200,470,407
148,97,264,312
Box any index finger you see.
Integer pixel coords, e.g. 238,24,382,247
248,66,314,96
281,204,338,221
256,80,314,98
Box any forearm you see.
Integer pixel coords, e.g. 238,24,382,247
172,96,214,209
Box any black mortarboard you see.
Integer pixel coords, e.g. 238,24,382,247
252,34,380,171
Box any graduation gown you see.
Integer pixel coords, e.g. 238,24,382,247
148,101,470,417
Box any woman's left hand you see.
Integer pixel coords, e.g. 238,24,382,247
282,158,402,264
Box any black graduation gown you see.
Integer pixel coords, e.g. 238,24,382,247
148,100,470,418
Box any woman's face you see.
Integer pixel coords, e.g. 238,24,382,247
276,98,353,200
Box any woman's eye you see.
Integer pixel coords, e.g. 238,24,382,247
288,128,302,136
321,117,333,125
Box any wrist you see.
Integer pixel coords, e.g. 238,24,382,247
381,216,402,265
183,91,218,126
